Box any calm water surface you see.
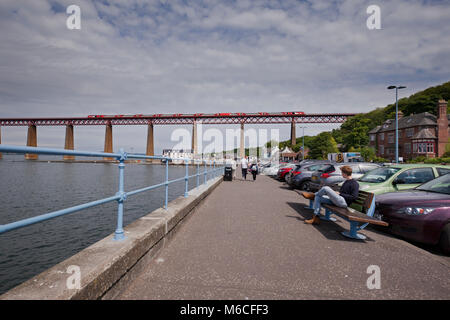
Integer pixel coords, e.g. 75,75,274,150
0,154,205,295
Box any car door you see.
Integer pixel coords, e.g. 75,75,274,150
392,167,435,191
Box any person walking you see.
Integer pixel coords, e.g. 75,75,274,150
250,162,258,181
303,165,359,225
231,158,237,180
240,156,248,180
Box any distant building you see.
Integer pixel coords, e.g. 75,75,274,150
368,100,449,161
280,146,298,162
162,149,194,164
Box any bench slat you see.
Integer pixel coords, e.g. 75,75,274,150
322,204,388,227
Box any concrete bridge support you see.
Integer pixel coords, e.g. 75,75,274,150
146,123,154,162
25,125,38,160
291,118,296,146
192,120,197,157
63,125,75,161
104,123,114,160
240,122,245,159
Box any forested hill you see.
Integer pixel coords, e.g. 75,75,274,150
331,81,450,152
276,81,450,160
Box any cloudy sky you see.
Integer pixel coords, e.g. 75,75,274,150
0,0,449,154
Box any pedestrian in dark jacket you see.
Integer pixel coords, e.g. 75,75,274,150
250,163,258,181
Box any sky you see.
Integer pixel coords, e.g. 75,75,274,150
0,0,449,154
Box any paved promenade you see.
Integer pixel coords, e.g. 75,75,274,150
113,175,450,300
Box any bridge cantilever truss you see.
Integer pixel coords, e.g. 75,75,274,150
0,112,356,160
0,113,355,126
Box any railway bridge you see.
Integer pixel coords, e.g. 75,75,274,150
0,112,356,160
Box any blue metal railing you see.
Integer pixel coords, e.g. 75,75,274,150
0,145,224,241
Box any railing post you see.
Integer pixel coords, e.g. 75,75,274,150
184,159,189,198
165,158,169,209
197,162,200,188
204,160,207,184
114,148,127,241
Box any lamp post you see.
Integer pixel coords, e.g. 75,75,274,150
387,85,406,163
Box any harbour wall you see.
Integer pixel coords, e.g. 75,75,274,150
0,176,223,300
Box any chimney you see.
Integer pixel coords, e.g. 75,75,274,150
398,111,404,119
438,99,448,120
436,99,448,157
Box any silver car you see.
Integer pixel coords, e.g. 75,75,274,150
286,161,335,190
309,162,381,191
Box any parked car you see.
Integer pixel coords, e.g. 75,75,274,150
286,161,335,190
261,162,287,176
277,163,297,181
309,162,381,191
374,173,450,254
356,164,450,195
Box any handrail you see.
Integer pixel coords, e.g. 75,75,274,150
0,145,224,240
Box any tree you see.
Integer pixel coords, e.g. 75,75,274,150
359,146,376,162
308,132,339,159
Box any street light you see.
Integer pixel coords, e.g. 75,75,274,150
387,85,406,163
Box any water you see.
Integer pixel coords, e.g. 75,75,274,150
0,154,208,295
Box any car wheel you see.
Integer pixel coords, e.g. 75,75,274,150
439,224,450,255
300,180,310,191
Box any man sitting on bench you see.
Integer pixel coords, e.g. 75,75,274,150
303,165,359,225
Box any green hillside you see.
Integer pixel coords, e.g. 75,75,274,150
276,81,450,160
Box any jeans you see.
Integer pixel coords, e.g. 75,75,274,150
242,168,247,179
313,186,347,215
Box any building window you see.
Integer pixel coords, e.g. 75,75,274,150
413,141,435,154
388,133,394,143
406,128,414,137
379,145,384,155
380,133,384,141
370,134,375,142
404,143,411,154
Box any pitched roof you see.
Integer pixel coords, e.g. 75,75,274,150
378,112,437,132
281,146,294,154
368,125,381,134
412,128,437,140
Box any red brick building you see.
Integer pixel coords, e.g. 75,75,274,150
368,100,449,161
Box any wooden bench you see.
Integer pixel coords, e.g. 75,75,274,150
301,190,388,240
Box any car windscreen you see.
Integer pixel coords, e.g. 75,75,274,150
415,173,450,195
359,167,401,183
304,164,327,171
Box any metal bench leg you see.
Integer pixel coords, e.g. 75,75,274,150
319,208,337,222
342,221,367,240
304,199,314,210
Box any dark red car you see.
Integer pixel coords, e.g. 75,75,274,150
374,173,450,254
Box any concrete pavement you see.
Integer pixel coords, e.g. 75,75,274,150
112,175,450,300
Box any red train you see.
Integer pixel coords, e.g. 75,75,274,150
87,112,305,118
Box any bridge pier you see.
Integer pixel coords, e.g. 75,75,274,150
25,125,38,160
240,122,245,159
63,125,75,161
146,123,154,162
0,126,2,159
291,118,296,146
192,120,197,158
104,123,114,160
